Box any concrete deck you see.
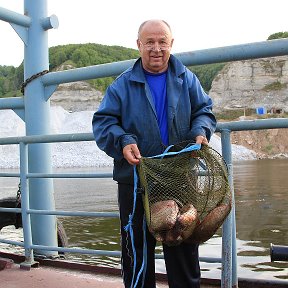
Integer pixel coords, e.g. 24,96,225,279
2,263,126,288
1,255,287,288
0,256,223,288
0,257,171,288
2,263,225,288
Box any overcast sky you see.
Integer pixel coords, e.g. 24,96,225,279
0,0,287,67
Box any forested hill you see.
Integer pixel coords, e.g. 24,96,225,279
0,43,224,98
49,43,139,69
0,43,140,97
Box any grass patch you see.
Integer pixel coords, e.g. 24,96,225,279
215,108,255,121
262,81,286,91
215,110,288,121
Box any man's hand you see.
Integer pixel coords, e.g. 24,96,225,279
195,135,209,145
123,144,141,165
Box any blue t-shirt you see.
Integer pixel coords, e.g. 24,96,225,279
144,70,169,145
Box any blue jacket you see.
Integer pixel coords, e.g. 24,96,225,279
92,55,217,184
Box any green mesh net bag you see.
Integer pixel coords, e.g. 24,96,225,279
137,142,231,246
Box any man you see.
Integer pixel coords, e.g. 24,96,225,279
92,19,216,288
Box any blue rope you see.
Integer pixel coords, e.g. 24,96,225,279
124,143,201,287
124,166,147,288
141,219,147,287
134,217,147,288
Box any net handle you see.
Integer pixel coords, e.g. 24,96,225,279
149,143,201,159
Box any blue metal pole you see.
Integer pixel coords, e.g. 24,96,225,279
177,38,288,66
19,142,38,268
41,38,288,89
0,6,31,27
217,118,288,131
221,129,238,288
0,97,24,110
23,0,58,258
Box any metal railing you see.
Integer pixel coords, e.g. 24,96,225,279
0,119,288,280
0,132,223,262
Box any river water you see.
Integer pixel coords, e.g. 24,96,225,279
0,159,288,282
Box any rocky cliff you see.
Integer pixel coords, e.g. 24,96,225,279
51,81,102,112
50,64,102,112
209,56,288,113
209,55,288,158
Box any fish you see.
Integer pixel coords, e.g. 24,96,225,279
177,203,199,241
158,203,199,246
177,203,198,229
185,201,231,244
149,199,179,232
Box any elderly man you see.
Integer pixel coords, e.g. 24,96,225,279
92,19,216,288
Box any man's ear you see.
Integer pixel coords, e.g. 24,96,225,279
136,39,141,50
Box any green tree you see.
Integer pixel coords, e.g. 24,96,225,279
189,63,225,92
267,32,288,40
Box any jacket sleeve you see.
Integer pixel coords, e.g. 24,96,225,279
92,85,137,160
188,71,217,141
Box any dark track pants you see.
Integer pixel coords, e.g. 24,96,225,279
118,183,201,288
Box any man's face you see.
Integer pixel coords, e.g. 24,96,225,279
137,21,174,73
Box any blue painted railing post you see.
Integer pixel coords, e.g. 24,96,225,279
23,0,58,258
220,129,238,288
19,142,37,267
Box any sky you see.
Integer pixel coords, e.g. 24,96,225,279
0,0,287,67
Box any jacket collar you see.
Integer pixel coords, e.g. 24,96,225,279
129,55,186,137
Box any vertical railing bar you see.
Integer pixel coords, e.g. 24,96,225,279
223,129,239,288
220,129,238,287
19,142,38,268
231,190,238,287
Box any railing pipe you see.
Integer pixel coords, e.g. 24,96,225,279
217,118,288,132
0,97,24,110
29,244,223,263
0,232,223,263
27,209,119,218
0,6,31,27
177,38,288,66
26,172,113,178
33,245,221,263
0,133,94,145
41,38,288,88
0,173,20,177
42,59,136,86
220,129,233,287
1,115,288,147
32,244,122,257
0,238,24,247
19,142,35,266
0,207,21,213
